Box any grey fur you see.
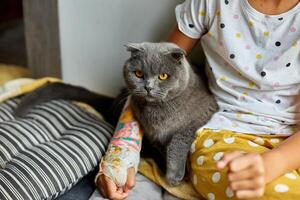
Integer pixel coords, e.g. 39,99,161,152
15,42,218,186
124,42,218,186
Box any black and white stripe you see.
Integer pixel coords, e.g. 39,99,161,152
0,98,114,200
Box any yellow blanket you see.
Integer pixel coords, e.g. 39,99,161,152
138,159,202,200
0,77,61,103
0,64,60,102
0,64,29,86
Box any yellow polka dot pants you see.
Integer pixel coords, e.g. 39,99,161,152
190,129,300,200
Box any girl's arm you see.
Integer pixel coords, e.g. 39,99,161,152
167,26,200,54
99,97,143,186
263,130,300,183
96,97,142,200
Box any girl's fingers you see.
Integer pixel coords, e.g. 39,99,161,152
228,165,264,181
230,177,265,191
104,176,128,200
97,175,107,197
125,167,136,192
99,185,107,197
235,188,265,199
217,151,245,169
216,152,266,199
229,153,263,172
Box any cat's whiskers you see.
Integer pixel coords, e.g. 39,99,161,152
133,90,146,96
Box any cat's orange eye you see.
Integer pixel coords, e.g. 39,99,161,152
159,73,169,80
135,70,144,78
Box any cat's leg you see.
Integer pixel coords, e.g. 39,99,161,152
165,128,195,186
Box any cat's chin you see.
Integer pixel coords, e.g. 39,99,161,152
133,95,162,104
144,96,160,102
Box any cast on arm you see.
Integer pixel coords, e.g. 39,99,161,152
96,96,143,186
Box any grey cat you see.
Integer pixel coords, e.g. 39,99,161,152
15,42,218,186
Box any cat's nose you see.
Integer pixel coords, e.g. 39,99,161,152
144,86,153,93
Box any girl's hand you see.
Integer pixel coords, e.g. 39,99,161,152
217,151,266,199
97,167,135,200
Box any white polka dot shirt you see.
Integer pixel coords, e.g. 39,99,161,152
175,0,300,135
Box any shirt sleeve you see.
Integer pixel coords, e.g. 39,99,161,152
175,0,211,39
99,96,143,187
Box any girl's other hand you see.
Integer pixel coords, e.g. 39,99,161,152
217,151,266,199
97,167,136,200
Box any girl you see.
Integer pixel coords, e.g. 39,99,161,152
97,0,300,199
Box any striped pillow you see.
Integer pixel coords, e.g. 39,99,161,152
0,98,114,200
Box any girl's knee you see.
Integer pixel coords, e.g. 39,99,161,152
191,168,300,200
262,173,300,199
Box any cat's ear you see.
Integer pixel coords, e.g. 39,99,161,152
124,43,143,53
164,48,186,63
125,43,144,59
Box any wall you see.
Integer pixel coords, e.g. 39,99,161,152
58,0,185,97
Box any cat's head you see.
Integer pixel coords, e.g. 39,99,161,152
123,42,191,103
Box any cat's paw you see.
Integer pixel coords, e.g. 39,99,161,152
165,167,185,186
